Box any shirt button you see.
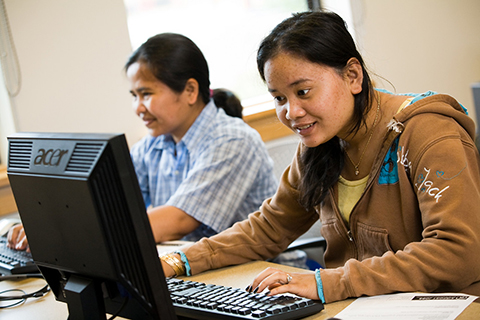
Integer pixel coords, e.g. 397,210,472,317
175,171,180,175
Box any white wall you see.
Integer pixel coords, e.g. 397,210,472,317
2,0,146,164
0,68,16,166
352,0,480,126
2,0,480,166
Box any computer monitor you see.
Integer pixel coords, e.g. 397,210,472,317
7,132,177,320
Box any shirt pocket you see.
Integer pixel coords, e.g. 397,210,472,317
321,220,356,267
356,222,393,260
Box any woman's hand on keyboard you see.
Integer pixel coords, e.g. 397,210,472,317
7,223,30,252
246,267,319,300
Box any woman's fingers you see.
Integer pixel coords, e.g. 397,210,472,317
268,272,317,299
246,267,282,293
7,224,29,251
246,267,319,300
6,224,21,246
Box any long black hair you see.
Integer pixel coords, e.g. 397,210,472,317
125,33,211,105
257,11,374,209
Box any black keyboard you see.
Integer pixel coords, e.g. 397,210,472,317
167,277,324,320
0,235,38,275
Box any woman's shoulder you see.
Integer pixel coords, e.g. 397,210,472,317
130,134,161,155
187,112,268,161
210,109,264,141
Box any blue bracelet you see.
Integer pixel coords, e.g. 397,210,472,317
315,268,325,303
174,250,191,276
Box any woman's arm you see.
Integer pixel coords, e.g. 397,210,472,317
148,205,200,242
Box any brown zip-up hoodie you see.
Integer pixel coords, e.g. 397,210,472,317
181,92,480,303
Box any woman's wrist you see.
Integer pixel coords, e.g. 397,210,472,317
160,258,177,277
314,268,325,303
160,253,185,277
174,250,191,276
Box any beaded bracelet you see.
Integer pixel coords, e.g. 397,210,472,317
314,268,325,303
174,250,192,276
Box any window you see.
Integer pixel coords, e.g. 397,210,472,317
122,0,310,106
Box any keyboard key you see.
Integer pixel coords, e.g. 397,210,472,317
223,305,235,313
231,306,242,314
266,305,286,314
216,303,228,311
252,309,267,318
206,302,218,309
176,297,188,304
238,307,251,315
172,287,202,297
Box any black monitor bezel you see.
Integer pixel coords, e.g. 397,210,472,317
7,132,176,320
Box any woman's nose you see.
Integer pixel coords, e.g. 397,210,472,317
133,98,146,115
285,99,306,120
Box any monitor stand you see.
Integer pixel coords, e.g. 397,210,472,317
64,275,105,320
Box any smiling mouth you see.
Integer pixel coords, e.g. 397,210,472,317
142,118,155,126
294,123,314,132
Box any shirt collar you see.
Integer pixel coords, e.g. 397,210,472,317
181,99,217,150
149,99,217,151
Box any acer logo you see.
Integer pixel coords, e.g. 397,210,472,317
34,148,69,166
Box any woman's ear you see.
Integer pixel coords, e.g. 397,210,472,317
183,78,200,105
345,58,363,95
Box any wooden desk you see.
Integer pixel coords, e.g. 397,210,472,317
0,165,17,217
1,261,479,319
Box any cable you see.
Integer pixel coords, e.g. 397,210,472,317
0,273,130,317
0,273,50,307
107,296,129,320
0,288,26,308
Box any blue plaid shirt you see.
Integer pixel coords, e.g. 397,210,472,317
131,101,278,241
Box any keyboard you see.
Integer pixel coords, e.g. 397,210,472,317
0,235,38,275
167,277,324,319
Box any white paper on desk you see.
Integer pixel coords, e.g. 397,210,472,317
334,292,477,320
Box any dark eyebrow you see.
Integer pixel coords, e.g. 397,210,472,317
130,87,150,94
268,78,311,93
